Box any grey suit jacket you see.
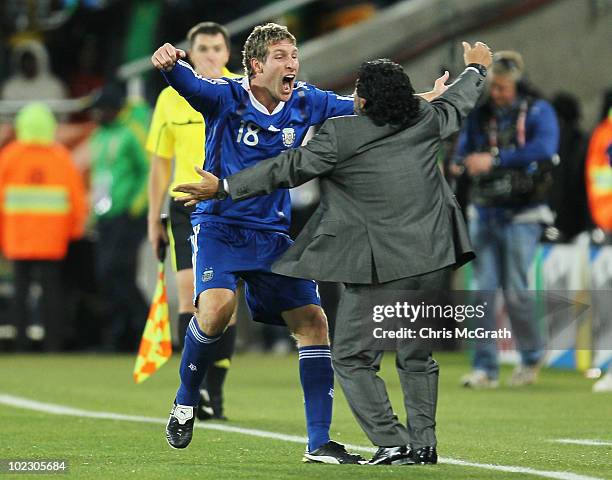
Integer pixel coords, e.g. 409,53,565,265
227,68,485,284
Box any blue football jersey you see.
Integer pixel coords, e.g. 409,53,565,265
162,60,354,232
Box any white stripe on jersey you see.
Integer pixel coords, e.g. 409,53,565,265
177,59,228,84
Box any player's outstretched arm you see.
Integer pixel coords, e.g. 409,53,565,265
151,43,229,114
151,43,200,99
151,43,186,72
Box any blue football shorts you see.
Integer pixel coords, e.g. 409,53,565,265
190,221,320,325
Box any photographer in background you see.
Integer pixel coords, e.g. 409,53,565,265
452,50,559,388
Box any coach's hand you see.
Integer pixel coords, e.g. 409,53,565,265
173,166,220,207
151,43,187,72
417,71,449,102
463,41,492,68
432,71,450,97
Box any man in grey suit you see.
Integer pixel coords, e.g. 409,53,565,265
174,41,492,465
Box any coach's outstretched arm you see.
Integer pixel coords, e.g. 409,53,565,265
151,43,228,115
227,121,339,201
172,120,339,206
431,41,492,139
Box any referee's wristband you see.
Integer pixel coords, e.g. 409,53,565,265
466,63,488,77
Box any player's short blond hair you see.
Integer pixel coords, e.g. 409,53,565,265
242,23,296,77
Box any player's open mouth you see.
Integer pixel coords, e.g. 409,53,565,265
281,75,295,94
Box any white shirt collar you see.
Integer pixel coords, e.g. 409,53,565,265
240,76,286,116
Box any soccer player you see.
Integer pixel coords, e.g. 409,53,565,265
147,22,240,421
151,23,446,463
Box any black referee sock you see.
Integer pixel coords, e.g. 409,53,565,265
207,324,237,416
177,312,193,350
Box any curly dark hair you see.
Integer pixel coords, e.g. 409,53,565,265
356,59,420,127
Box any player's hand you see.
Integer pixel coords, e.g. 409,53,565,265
462,41,492,68
151,43,187,72
173,166,220,207
148,217,168,257
432,71,450,98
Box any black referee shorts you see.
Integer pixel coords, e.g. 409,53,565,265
168,200,195,272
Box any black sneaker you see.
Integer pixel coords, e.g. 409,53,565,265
195,390,215,421
303,440,366,464
166,403,195,449
368,446,415,465
410,446,438,464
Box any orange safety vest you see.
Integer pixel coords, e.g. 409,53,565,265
586,117,612,231
0,141,87,260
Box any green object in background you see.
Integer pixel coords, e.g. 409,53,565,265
0,256,12,282
119,99,151,146
454,261,473,290
89,119,149,220
14,103,57,145
119,99,152,217
533,244,546,342
122,0,162,64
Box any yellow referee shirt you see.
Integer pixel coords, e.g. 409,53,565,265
146,67,240,197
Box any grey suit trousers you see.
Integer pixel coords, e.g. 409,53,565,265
331,267,449,449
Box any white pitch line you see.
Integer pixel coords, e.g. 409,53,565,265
553,439,612,447
0,393,603,480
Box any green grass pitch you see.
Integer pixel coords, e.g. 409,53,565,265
1,352,611,479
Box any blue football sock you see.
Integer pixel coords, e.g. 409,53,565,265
299,345,334,452
176,317,222,406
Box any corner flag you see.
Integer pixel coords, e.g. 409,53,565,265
133,215,172,383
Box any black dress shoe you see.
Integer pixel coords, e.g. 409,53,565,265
368,446,415,465
411,446,437,464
